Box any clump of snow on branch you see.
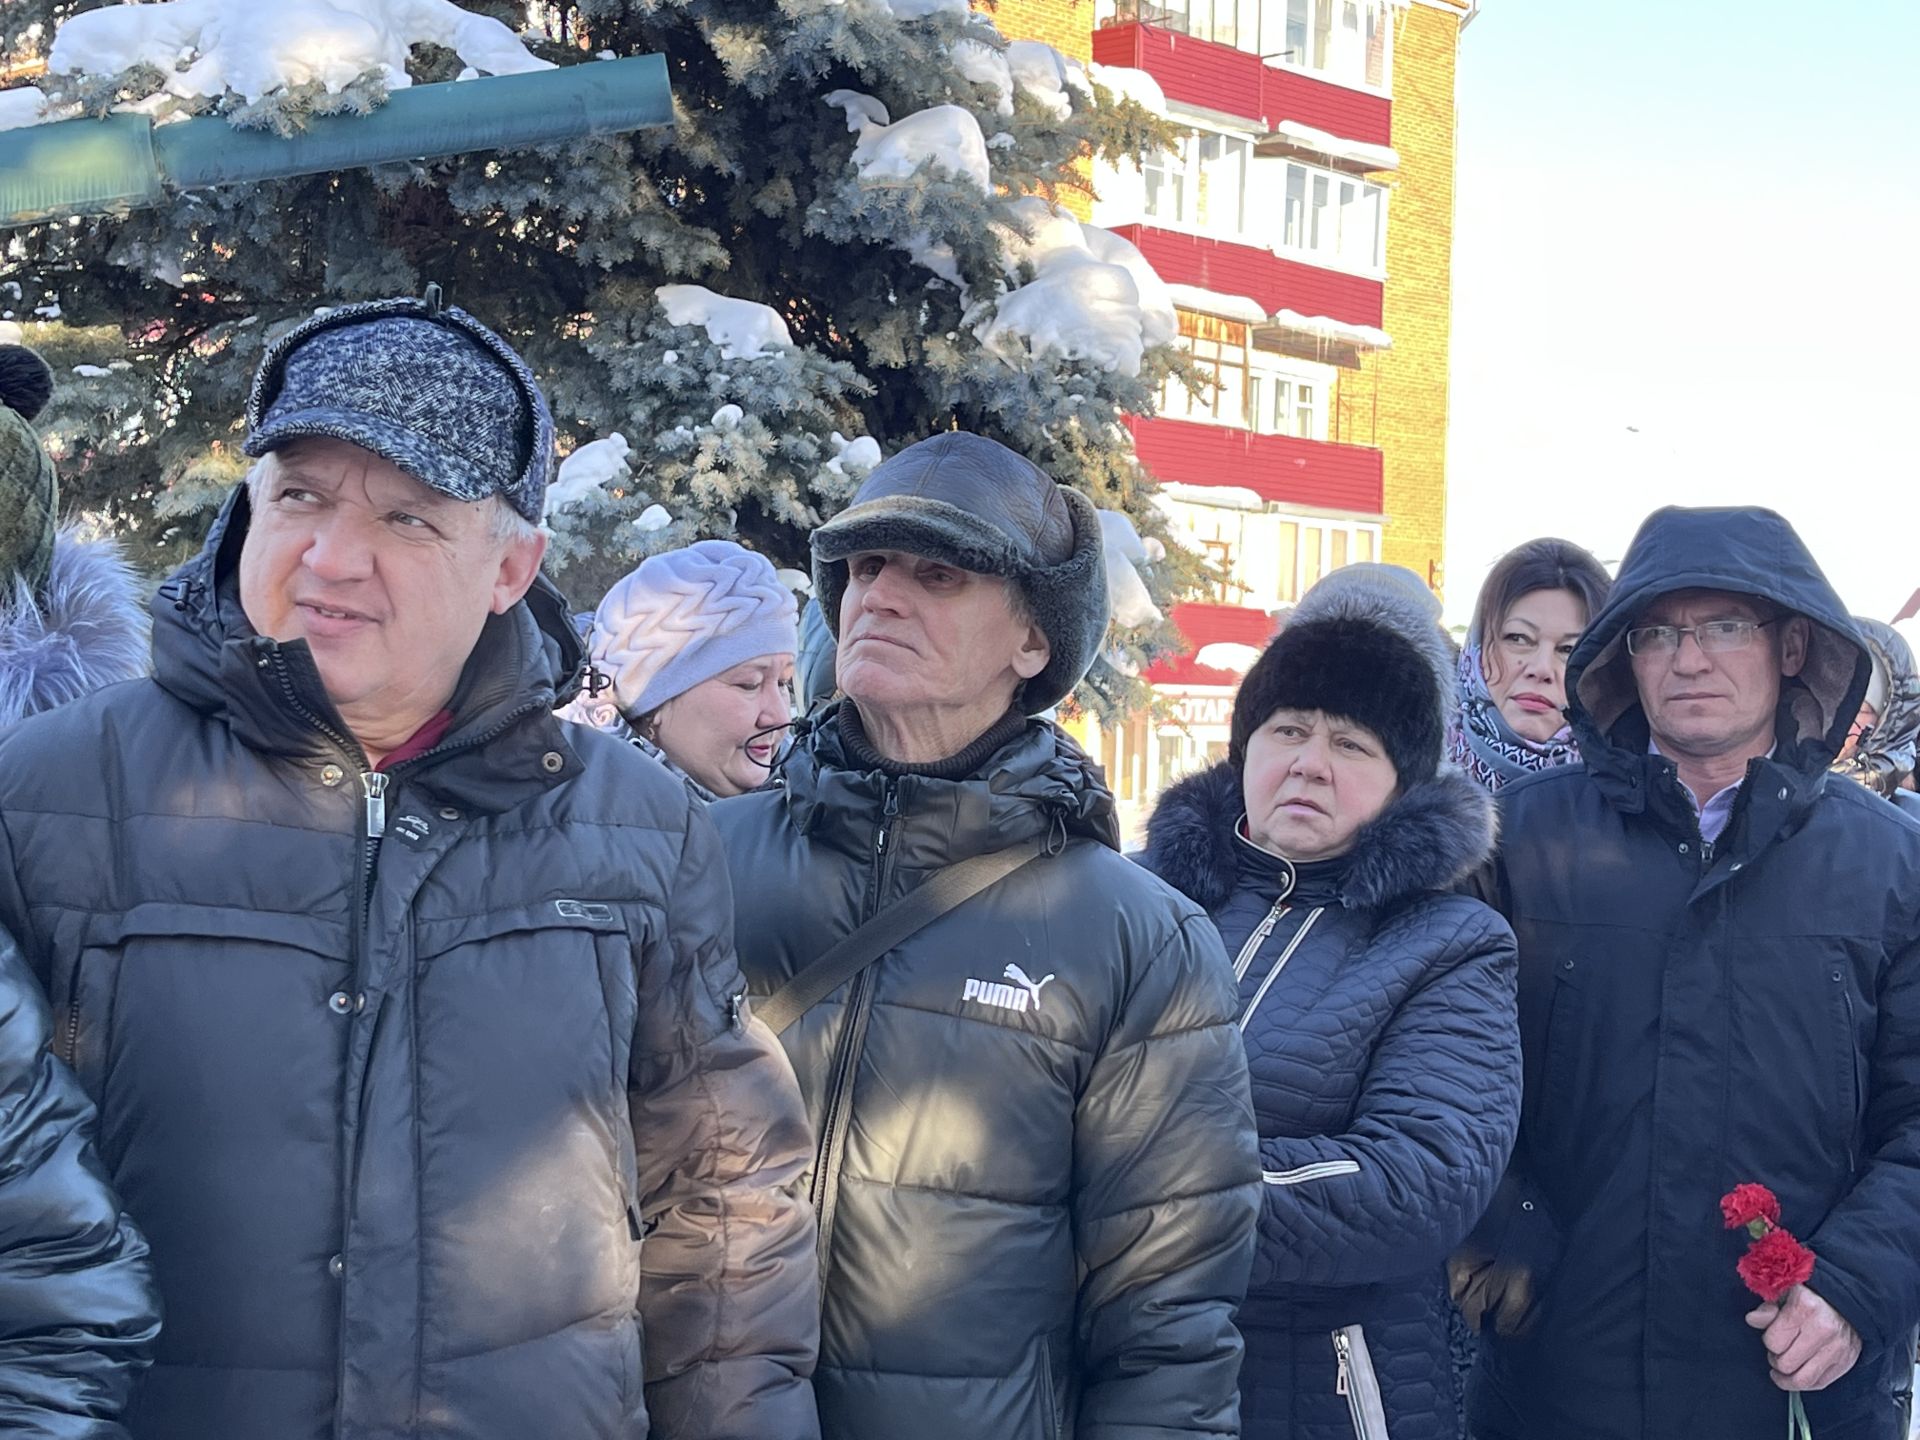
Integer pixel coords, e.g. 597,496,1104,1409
823,432,883,479
949,38,1014,117
1096,510,1164,628
1005,41,1087,122
655,285,793,361
876,0,970,17
0,88,47,132
975,197,1177,377
850,104,992,195
46,0,551,107
544,432,631,521
1087,63,1167,116
824,89,889,133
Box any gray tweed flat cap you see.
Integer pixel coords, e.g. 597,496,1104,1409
244,297,555,522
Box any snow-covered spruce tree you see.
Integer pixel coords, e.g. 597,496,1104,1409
1,0,1207,712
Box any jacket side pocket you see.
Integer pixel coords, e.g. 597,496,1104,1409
1332,1324,1391,1440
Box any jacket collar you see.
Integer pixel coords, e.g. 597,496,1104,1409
150,485,588,814
1143,758,1498,914
776,699,1120,863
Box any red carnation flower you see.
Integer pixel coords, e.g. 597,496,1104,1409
1736,1227,1816,1304
1720,1183,1782,1233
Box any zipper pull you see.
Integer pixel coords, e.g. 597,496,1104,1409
875,784,900,855
1336,1349,1349,1397
362,773,389,839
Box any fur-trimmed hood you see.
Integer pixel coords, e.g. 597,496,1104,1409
0,525,150,727
1142,757,1497,914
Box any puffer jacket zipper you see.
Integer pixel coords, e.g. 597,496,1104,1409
809,780,900,1283
1232,900,1289,983
1332,1325,1390,1440
1238,908,1326,1031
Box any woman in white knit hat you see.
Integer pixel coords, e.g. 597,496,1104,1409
563,540,800,802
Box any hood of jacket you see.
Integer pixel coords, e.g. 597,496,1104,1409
149,485,588,813
1568,506,1868,781
775,698,1120,863
1143,756,1497,915
0,525,151,727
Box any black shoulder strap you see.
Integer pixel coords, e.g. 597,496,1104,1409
754,842,1043,1037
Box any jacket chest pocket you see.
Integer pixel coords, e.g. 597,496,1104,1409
63,904,352,1163
412,901,643,1198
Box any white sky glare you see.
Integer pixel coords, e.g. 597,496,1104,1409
1443,0,1920,627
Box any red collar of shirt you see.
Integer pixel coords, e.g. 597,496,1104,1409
374,710,456,772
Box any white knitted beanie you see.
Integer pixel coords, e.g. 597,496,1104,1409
564,540,798,732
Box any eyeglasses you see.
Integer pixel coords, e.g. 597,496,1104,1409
1624,618,1777,657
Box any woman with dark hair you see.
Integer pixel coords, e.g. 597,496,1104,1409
1143,565,1520,1440
1447,538,1612,791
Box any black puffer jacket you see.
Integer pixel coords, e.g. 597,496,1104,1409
710,704,1261,1440
0,921,158,1438
0,489,820,1440
1469,506,1920,1440
1143,762,1518,1440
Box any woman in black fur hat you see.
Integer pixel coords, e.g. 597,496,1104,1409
1142,565,1522,1440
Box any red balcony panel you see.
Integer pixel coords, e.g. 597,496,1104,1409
1128,415,1384,513
1113,225,1384,330
1091,22,1265,124
1144,603,1279,686
1092,22,1392,144
1263,68,1391,146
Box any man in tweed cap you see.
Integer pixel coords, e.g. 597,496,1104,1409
0,296,820,1438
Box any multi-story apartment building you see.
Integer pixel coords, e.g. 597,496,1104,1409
998,0,1474,835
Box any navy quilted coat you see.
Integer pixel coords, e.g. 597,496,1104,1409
711,704,1262,1440
1467,507,1920,1440
0,489,820,1440
1143,761,1520,1440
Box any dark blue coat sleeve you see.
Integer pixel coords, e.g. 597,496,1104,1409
1251,905,1521,1291
0,922,160,1438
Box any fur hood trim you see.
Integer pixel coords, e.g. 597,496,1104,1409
1144,758,1497,913
0,526,150,726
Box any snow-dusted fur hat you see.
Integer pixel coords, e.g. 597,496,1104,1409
1229,565,1455,785
810,432,1108,716
563,539,798,731
0,344,58,598
0,526,151,727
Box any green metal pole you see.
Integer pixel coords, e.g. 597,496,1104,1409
0,55,674,229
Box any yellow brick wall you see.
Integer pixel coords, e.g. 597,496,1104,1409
985,0,1099,219
1368,2,1462,604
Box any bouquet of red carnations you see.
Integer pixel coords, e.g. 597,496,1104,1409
1721,1183,1816,1440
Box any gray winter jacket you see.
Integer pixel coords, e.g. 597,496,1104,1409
710,703,1262,1440
0,488,820,1440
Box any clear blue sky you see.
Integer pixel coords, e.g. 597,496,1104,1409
1443,0,1920,626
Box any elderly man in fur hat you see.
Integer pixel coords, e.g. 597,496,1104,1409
0,304,819,1439
710,431,1262,1440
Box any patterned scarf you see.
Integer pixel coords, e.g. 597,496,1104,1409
1445,639,1581,792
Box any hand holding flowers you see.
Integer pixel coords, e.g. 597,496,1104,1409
1721,1183,1863,1439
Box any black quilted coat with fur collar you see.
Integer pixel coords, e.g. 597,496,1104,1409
1143,761,1519,1440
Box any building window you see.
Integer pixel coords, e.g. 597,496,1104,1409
1248,358,1330,440
1097,0,1389,89
1280,516,1381,603
1144,128,1252,237
1281,160,1386,273
1157,312,1251,423
1280,0,1391,89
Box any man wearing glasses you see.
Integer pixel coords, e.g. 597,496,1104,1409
1453,506,1920,1440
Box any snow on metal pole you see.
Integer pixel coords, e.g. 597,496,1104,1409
0,55,673,230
